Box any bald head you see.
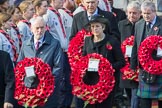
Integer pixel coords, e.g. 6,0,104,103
31,16,46,40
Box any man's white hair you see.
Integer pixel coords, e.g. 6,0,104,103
31,16,46,27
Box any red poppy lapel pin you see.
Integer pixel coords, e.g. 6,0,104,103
106,42,112,50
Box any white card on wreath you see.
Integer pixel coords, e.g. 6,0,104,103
88,58,100,72
25,65,36,77
125,45,133,57
157,46,162,57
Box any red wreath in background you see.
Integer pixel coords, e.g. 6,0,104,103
138,35,162,75
68,29,92,71
120,36,138,81
14,58,54,107
68,29,92,84
71,53,115,104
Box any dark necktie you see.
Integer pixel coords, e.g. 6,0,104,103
103,0,110,11
146,22,151,32
131,23,135,35
35,41,40,50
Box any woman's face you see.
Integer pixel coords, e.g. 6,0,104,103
4,18,12,30
24,4,35,20
37,1,48,16
12,8,22,23
90,22,104,37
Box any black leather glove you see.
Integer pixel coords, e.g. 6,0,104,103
24,76,39,88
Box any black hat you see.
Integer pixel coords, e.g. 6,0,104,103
88,14,108,25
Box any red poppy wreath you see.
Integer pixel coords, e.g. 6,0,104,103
68,29,92,71
138,35,162,75
68,29,92,84
120,36,138,81
14,58,54,107
71,53,115,104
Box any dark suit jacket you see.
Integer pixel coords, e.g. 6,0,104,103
0,51,15,105
112,7,126,24
130,16,162,70
70,7,120,41
118,19,134,42
118,19,138,88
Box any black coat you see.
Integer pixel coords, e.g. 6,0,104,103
118,19,135,42
70,7,120,41
82,35,125,108
0,51,15,106
112,7,126,24
118,19,138,88
83,35,125,70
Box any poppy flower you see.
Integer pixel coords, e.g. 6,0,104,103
138,35,162,75
71,53,115,104
14,57,54,107
120,36,139,81
106,42,112,50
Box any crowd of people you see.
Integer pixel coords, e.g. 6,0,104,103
1,0,162,108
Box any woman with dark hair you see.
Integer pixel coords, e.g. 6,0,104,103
81,14,125,108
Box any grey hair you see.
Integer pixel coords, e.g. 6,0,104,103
31,16,46,27
141,1,156,12
127,1,141,12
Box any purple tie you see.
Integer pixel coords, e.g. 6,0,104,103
35,41,40,50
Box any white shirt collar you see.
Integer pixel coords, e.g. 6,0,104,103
87,8,98,20
148,16,157,28
34,35,45,45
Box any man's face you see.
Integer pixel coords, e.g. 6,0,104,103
127,7,141,23
31,20,46,40
142,7,156,22
83,0,98,14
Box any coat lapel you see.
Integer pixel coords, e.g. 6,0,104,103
150,17,160,35
138,20,145,44
81,11,89,29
